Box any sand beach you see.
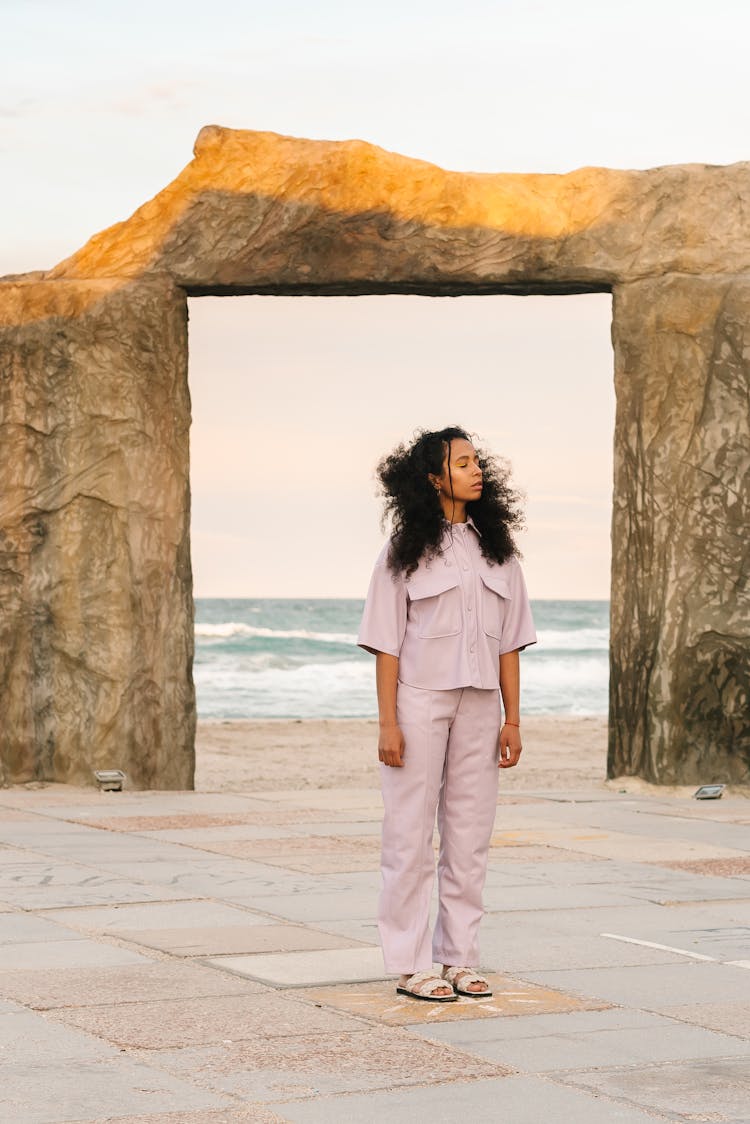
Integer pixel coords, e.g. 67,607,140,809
195,716,608,793
196,716,739,799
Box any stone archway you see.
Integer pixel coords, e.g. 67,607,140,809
1,126,748,788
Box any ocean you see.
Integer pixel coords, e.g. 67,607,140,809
194,599,609,719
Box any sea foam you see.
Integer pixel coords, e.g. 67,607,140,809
193,598,610,718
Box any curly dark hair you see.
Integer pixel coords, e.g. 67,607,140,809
376,426,525,577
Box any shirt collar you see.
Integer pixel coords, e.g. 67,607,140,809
442,514,482,537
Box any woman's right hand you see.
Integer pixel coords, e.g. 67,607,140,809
378,723,405,768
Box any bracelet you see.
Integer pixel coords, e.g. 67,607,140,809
504,721,520,727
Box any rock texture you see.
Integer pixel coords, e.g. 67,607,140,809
609,276,750,783
0,276,194,787
1,126,748,787
46,128,750,296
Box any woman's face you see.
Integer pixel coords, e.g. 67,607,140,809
431,438,483,503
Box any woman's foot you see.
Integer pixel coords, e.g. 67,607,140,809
442,965,493,997
396,970,457,1001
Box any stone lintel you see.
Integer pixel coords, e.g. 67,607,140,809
44,127,750,292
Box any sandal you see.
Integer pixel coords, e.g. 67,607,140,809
396,970,458,1002
442,966,493,998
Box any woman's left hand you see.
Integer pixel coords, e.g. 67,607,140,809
498,724,522,769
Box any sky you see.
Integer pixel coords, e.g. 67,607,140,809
4,0,750,598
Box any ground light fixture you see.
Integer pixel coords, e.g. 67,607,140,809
693,784,725,800
93,769,127,792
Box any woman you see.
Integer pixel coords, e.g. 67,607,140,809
358,426,536,1002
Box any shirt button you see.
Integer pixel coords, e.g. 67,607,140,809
470,645,475,652
467,604,473,612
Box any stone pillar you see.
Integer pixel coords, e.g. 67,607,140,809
0,276,195,788
609,275,750,783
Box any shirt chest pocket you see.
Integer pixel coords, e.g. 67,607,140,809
480,571,512,640
407,569,462,639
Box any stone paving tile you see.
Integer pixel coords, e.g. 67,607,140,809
0,808,41,821
578,812,750,855
0,786,121,809
560,1055,750,1119
251,788,382,812
477,923,689,973
289,973,607,1027
245,891,377,924
301,918,382,946
136,824,298,843
307,870,381,893
481,865,551,890
272,1073,665,1123
0,1008,234,1121
0,1058,230,1124
0,997,26,1013
85,860,318,900
612,874,750,905
197,807,382,827
0,1007,118,1062
188,834,382,874
66,813,282,833
649,802,750,826
0,960,267,1009
119,923,370,957
548,830,748,864
489,814,584,834
491,856,725,887
0,939,150,970
46,991,365,1048
496,795,552,805
532,899,750,933
185,835,379,860
0,790,268,815
660,1000,750,1038
41,900,275,934
20,838,222,865
531,797,743,828
518,960,750,1008
207,946,384,987
659,898,750,925
282,820,383,839
525,789,630,804
616,922,750,962
408,1005,750,1071
79,1110,286,1124
262,853,381,874
488,844,608,864
139,1025,508,1103
488,826,609,848
529,902,750,976
0,842,95,863
0,862,192,909
0,819,102,838
0,913,89,944
483,882,629,911
654,856,750,878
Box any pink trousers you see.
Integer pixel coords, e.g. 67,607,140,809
378,682,501,974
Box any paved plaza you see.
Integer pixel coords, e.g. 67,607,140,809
0,776,749,1122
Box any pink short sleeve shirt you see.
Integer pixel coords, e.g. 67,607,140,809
357,517,537,690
